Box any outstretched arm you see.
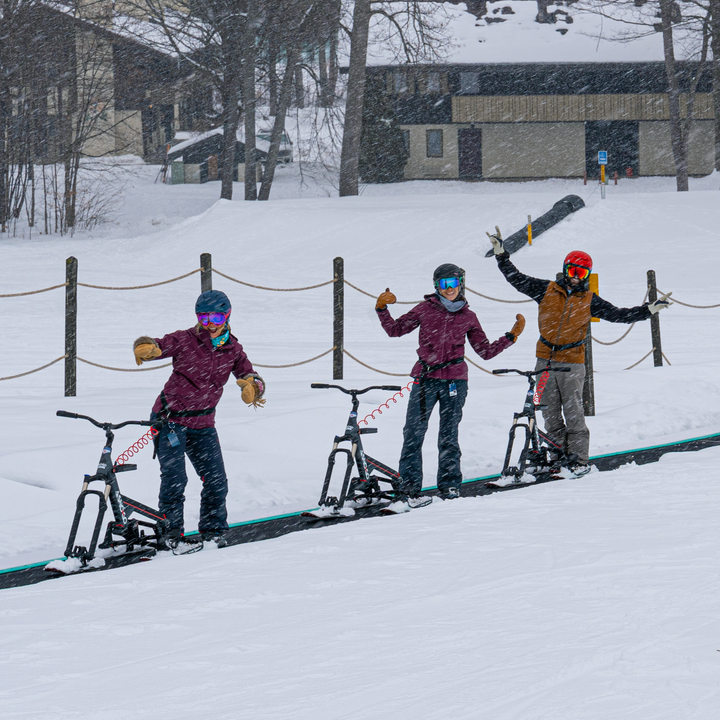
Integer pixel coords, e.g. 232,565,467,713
590,295,652,324
467,324,514,360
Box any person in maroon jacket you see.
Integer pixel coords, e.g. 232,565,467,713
133,290,265,551
376,264,524,507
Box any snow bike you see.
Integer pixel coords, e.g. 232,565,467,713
488,367,578,487
47,411,168,573
303,383,406,518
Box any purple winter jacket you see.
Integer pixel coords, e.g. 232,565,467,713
377,294,513,380
150,325,255,428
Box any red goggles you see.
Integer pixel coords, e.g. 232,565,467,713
565,264,590,281
197,311,229,326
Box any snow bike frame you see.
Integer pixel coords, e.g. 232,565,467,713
54,411,168,567
310,383,405,511
492,367,576,480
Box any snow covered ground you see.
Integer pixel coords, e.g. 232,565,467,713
1,166,720,718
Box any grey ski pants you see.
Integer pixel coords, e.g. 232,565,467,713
535,359,589,464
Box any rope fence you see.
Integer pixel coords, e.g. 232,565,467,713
213,267,335,292
78,357,173,372
0,255,716,393
0,282,67,298
77,268,200,291
0,355,67,382
657,289,720,309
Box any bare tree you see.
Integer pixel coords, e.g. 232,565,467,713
339,1,451,197
580,0,712,191
127,0,249,200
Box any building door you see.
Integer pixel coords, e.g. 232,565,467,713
585,121,639,179
458,128,482,180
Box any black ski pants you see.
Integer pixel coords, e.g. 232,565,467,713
399,378,468,496
153,415,229,535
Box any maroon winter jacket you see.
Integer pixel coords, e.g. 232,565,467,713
150,325,255,428
377,294,513,380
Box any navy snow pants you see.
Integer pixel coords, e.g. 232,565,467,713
153,416,229,535
399,378,468,496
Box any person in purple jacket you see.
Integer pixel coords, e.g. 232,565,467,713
132,290,265,552
376,264,524,507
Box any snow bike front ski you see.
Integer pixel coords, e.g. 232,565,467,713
303,384,407,519
46,411,169,574
488,367,579,488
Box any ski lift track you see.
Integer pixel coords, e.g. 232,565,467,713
2,431,720,591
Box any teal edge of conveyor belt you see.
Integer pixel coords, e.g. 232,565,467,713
1,430,719,578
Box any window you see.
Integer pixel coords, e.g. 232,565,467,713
393,70,408,94
459,72,479,95
426,129,443,158
427,71,441,94
401,129,410,154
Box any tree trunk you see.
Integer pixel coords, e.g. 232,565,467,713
711,0,720,172
294,63,305,108
0,84,8,231
258,49,298,201
268,33,278,116
219,8,243,202
659,0,689,191
220,78,241,200
318,43,329,107
339,0,372,197
243,2,258,201
328,0,341,103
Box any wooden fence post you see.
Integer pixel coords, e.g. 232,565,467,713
65,256,77,397
583,322,595,416
200,253,212,292
647,270,663,367
333,257,344,379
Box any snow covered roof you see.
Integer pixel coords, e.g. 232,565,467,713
367,1,670,66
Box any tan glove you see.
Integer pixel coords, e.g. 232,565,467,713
506,314,525,342
133,336,162,366
237,376,266,409
376,288,397,311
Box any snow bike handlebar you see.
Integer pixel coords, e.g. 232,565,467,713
56,410,155,431
492,367,570,378
311,383,402,394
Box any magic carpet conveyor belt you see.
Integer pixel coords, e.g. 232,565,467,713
2,431,719,591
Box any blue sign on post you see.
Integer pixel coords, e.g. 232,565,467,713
598,151,608,165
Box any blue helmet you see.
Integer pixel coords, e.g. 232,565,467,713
195,290,231,315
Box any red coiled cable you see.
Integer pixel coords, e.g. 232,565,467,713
115,427,159,466
359,379,419,426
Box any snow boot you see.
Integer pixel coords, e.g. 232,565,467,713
439,486,460,500
202,531,228,549
163,528,203,555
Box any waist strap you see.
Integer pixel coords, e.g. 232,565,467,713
160,391,216,419
418,356,464,378
539,335,586,353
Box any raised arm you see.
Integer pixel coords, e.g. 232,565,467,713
496,252,549,304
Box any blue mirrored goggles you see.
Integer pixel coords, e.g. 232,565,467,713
197,311,229,326
437,277,462,290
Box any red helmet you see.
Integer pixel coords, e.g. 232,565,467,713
564,251,592,272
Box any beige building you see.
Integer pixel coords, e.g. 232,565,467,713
370,62,715,181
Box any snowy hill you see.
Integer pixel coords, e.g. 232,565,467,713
1,168,720,718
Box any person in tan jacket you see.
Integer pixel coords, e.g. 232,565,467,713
487,228,671,475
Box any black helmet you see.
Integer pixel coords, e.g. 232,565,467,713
195,290,231,315
433,263,465,295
